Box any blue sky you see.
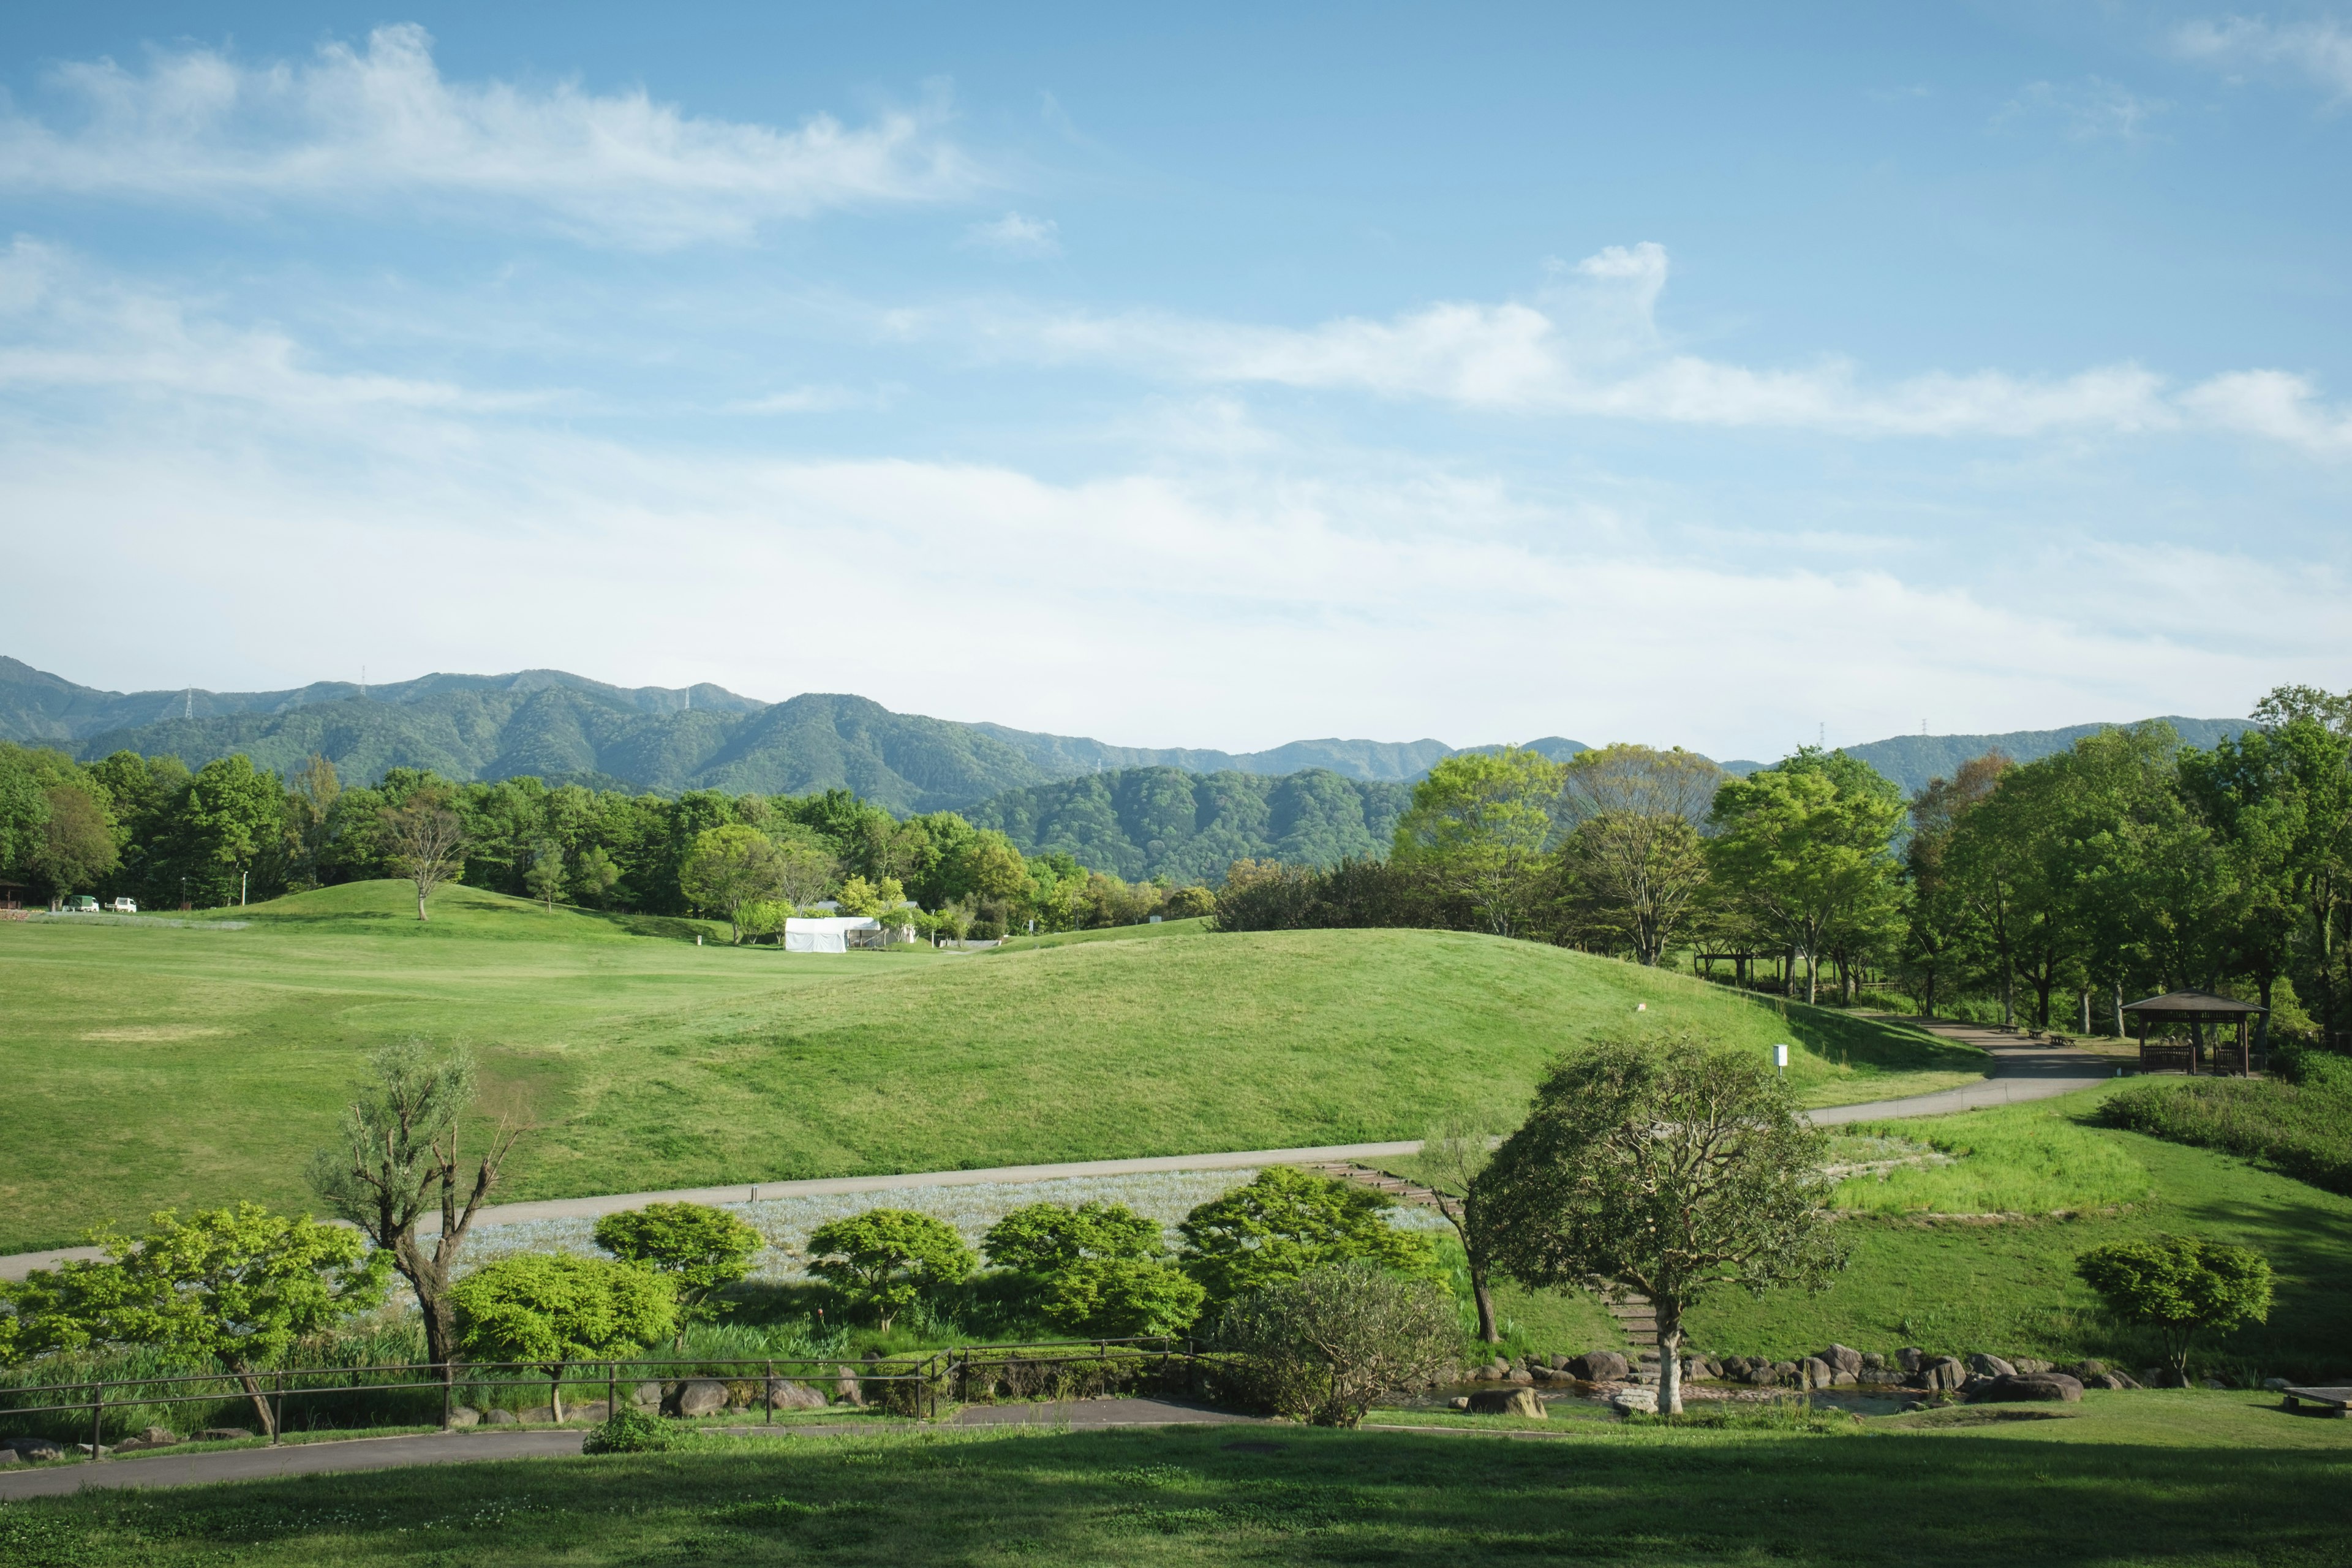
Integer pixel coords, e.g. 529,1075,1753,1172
2,3,2347,758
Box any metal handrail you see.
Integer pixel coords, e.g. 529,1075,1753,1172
0,1339,1211,1454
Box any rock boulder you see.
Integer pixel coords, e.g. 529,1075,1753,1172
676,1379,731,1419
1897,1348,1925,1376
1967,1373,2084,1404
768,1381,827,1411
1918,1356,1969,1392
1822,1344,1863,1378
1466,1388,1546,1418
447,1406,481,1428
197,1428,254,1442
1568,1351,1630,1383
1968,1353,2018,1379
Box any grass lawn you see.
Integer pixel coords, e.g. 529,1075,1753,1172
991,917,1212,952
0,881,1982,1253
1688,1090,2352,1381
5,1392,2346,1566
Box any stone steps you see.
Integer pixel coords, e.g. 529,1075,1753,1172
1303,1162,1446,1210
1601,1288,1659,1351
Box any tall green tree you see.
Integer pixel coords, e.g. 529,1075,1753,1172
1479,1032,1844,1416
1704,748,1905,1005
593,1202,763,1351
1901,753,2007,1018
1392,747,1566,939
1177,1166,1436,1306
678,824,788,941
805,1209,974,1331
1555,744,1722,965
175,755,287,907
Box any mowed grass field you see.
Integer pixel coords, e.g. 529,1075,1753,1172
0,880,1983,1253
6,1393,2348,1566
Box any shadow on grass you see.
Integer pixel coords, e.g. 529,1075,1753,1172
1766,998,1991,1079
10,1422,2350,1565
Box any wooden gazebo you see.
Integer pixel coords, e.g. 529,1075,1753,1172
2120,991,2266,1076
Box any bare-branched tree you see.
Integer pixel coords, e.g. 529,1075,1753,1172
382,793,466,921
307,1044,530,1415
1419,1118,1502,1343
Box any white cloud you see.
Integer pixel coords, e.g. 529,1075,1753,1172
0,236,530,413
2179,369,2352,452
960,211,1062,258
2175,14,2352,96
1997,78,2169,140
0,24,976,247
0,255,2338,756
966,241,2352,452
723,384,892,415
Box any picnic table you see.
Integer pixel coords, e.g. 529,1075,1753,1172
2279,1385,2352,1416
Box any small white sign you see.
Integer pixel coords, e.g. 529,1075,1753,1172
1773,1042,1790,1068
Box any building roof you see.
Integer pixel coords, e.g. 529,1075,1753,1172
2120,990,2267,1016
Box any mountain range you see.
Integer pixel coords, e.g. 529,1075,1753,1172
1,657,2252,872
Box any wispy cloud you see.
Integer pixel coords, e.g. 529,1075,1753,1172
0,24,979,247
1996,78,2169,140
971,242,2352,451
0,237,532,413
960,211,1062,258
2174,14,2352,97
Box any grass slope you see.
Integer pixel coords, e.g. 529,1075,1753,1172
0,881,1980,1252
1689,1090,2352,1379
6,1394,2347,1566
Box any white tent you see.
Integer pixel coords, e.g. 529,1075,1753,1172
782,916,879,954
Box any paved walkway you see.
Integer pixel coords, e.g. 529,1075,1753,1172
1806,1017,2116,1126
0,1400,1261,1498
0,1017,2111,1281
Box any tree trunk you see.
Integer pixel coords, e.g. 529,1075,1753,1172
2000,965,2015,1028
232,1366,278,1439
550,1373,565,1423
2256,973,2274,1055
415,881,429,921
1469,1257,1500,1344
1804,951,1818,1006
1656,1310,1683,1417
2080,990,2091,1035
1922,965,1937,1019
2113,981,2126,1038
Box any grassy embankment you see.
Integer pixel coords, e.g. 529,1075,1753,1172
4,1392,2348,1566
0,881,1981,1253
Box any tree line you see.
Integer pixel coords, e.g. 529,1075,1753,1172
0,745,1211,938
1214,684,2352,1047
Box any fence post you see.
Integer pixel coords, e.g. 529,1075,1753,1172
443,1363,453,1431
764,1360,774,1426
271,1370,284,1445
91,1379,104,1461
609,1360,618,1426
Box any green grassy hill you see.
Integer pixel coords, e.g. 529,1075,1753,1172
0,880,1981,1252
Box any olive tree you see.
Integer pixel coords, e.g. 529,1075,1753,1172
1479,1032,1844,1415
2076,1237,2272,1379
1216,1261,1458,1427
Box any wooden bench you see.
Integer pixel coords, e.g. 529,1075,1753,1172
2280,1385,2352,1416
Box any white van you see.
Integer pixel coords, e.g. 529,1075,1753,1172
109,897,138,913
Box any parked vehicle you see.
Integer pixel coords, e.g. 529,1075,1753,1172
61,895,100,913
108,897,138,913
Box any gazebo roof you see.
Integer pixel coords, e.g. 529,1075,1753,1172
2120,990,2267,1016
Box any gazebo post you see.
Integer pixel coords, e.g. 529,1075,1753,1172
2136,1012,2146,1072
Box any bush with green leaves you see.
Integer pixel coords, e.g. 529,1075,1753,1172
0,1203,386,1437
805,1208,974,1331
594,1202,764,1350
1216,1260,1458,1428
583,1406,685,1454
2075,1235,2272,1377
451,1253,676,1420
983,1200,1204,1336
1177,1166,1436,1305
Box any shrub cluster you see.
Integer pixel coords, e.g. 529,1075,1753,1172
2098,1057,2352,1197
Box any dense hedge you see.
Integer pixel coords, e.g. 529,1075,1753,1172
1210,857,1468,933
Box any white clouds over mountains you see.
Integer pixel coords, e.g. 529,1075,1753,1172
988,243,2352,452
0,24,976,246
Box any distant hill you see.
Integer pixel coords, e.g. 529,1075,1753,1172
1718,718,2255,796
968,766,1415,882
2,655,2250,817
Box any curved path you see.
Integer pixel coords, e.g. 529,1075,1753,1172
0,1019,2113,1283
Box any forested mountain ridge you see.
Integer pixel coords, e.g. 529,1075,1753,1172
968,766,1416,883
1,657,2250,814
